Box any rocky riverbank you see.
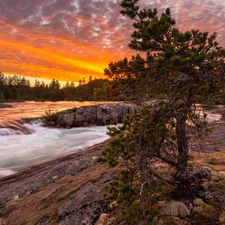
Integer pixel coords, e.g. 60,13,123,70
0,141,118,225
0,105,225,224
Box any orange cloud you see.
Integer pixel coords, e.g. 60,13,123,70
0,33,113,82
0,0,224,84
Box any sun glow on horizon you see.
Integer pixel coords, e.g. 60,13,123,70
0,37,109,83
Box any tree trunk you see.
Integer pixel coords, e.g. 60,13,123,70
175,112,189,177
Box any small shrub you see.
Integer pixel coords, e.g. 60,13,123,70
43,108,59,123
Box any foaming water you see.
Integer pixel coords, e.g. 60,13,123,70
0,128,23,136
0,121,109,177
0,101,109,178
0,120,35,135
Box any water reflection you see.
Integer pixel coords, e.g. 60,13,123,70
0,101,101,121
0,101,104,131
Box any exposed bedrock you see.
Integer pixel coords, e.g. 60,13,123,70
50,102,141,128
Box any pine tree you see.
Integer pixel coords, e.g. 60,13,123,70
99,0,225,222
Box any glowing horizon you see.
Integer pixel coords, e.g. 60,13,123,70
0,0,225,83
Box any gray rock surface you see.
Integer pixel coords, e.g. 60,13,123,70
57,172,118,225
0,143,106,203
158,200,190,218
95,213,118,225
0,142,119,225
52,103,141,128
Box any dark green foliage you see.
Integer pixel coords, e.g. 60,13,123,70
119,201,143,224
105,162,166,224
43,108,59,123
0,72,108,102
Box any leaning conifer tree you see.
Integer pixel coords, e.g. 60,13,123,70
99,0,225,222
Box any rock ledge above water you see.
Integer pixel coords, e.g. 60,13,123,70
45,102,141,128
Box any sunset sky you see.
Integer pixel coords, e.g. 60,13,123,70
0,0,225,84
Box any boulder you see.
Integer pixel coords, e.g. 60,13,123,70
95,213,118,225
74,106,97,126
95,103,140,125
54,103,141,128
57,110,75,128
96,104,122,125
192,198,216,221
211,175,221,182
195,167,212,179
13,195,20,201
158,200,190,218
193,198,204,206
108,201,118,210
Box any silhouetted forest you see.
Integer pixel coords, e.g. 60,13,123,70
0,72,108,101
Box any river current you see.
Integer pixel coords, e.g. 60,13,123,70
0,101,109,178
0,101,222,178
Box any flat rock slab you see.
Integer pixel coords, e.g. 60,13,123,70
0,141,119,225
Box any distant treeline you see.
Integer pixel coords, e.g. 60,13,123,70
0,72,108,101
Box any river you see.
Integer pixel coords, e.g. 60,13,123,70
0,101,110,178
0,101,222,178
